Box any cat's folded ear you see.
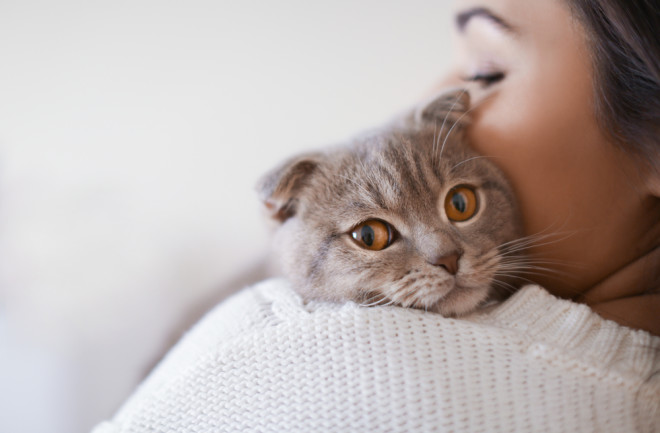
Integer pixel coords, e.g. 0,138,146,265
415,88,471,128
257,153,323,223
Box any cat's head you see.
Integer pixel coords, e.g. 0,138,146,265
258,89,523,316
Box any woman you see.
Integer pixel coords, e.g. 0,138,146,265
93,1,659,432
440,0,660,335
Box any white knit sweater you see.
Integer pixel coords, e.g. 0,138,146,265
93,279,660,433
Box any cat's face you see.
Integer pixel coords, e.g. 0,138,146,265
259,90,524,316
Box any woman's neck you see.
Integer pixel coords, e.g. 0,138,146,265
575,245,660,336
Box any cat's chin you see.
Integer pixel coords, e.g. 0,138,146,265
372,277,492,317
427,284,492,317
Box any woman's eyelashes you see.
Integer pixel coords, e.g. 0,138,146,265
464,71,505,87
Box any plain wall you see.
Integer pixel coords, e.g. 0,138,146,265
0,1,455,432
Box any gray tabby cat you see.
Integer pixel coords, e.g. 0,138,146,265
258,90,524,316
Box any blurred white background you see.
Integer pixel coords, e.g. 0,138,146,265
0,1,453,432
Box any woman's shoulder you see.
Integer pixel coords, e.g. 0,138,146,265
196,279,660,377
469,284,660,383
94,279,660,433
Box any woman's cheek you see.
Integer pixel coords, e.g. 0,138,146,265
466,93,577,234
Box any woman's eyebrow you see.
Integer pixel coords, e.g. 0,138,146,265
455,7,518,34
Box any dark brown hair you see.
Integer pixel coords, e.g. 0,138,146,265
567,0,660,173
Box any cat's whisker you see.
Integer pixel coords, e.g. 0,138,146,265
498,257,583,269
497,218,570,249
497,258,566,269
498,217,578,255
438,107,473,163
491,279,520,294
498,265,581,278
498,230,578,257
434,88,469,164
500,236,574,255
382,298,397,307
496,264,572,279
493,266,552,284
492,271,534,281
451,155,499,171
497,254,574,264
432,121,439,166
438,88,467,137
498,230,568,251
359,293,390,307
437,91,497,164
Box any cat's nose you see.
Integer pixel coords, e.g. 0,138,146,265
430,253,460,275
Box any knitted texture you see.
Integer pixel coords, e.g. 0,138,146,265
93,279,660,433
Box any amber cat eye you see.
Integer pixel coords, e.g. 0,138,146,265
350,219,394,251
444,186,478,222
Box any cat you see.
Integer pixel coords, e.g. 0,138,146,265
257,89,524,316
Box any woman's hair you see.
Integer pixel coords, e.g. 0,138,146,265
567,0,660,173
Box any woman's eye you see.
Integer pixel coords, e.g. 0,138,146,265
445,186,478,222
464,71,505,87
350,219,395,251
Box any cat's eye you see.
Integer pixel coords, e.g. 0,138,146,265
350,219,394,251
444,186,478,222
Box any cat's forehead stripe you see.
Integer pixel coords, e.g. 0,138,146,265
365,181,389,210
384,142,431,194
